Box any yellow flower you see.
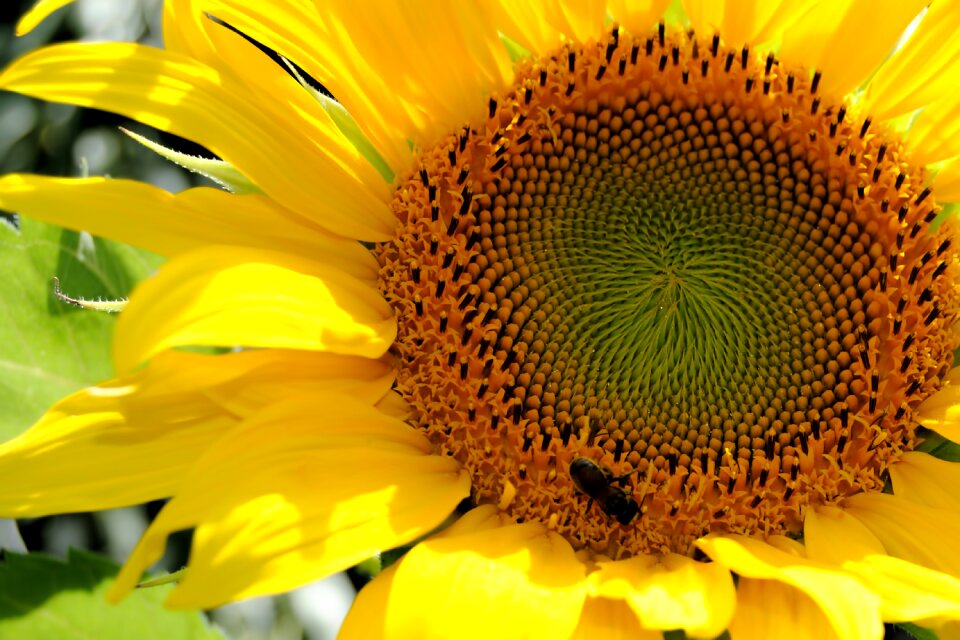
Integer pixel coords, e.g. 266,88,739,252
4,0,960,637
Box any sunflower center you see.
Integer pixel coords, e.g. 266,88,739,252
376,26,959,557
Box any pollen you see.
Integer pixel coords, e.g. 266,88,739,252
376,25,960,558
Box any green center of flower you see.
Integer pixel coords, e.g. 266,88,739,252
377,25,959,557
485,102,882,438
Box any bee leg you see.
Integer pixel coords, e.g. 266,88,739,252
581,496,603,519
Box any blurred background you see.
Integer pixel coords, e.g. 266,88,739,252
0,0,196,188
0,2,357,638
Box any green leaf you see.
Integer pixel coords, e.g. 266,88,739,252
280,65,394,184
121,128,261,195
926,438,960,462
0,217,162,441
893,622,940,640
499,33,531,63
662,0,689,27
0,550,223,640
353,554,382,579
915,429,960,462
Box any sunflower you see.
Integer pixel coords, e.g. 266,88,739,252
4,0,960,637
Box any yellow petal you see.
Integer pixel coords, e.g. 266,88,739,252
484,0,609,54
804,505,886,562
934,158,960,203
0,174,379,280
0,352,232,517
806,506,960,623
411,502,505,539
907,98,960,167
844,491,960,578
112,245,395,373
338,561,401,640
846,559,960,626
940,621,960,640
889,451,960,513
779,0,927,101
166,0,412,173
481,2,571,56
158,2,395,189
15,0,75,36
682,0,818,48
188,0,514,156
160,0,222,66
590,554,735,638
343,505,586,640
570,596,661,640
200,351,395,418
0,349,390,517
864,1,960,121
915,367,960,442
110,393,469,607
606,0,671,37
374,391,413,420
728,578,840,640
337,505,528,640
697,534,883,640
312,0,513,148
0,42,393,242
531,0,609,46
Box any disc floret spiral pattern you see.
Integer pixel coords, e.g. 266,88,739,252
377,25,960,558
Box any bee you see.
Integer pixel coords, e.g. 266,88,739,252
569,457,639,525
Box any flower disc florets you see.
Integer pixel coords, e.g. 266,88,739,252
377,25,960,557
